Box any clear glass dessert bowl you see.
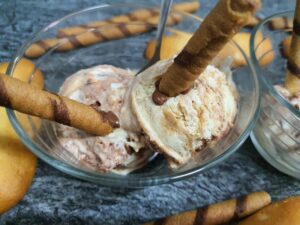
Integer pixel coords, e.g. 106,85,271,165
6,3,260,187
250,11,300,179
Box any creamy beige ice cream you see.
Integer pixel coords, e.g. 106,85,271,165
56,65,153,174
121,59,237,168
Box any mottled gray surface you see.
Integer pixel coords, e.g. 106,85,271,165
0,0,299,225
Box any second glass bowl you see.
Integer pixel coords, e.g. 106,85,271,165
250,11,300,179
7,3,260,187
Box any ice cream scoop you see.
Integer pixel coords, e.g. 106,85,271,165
121,59,237,168
56,65,153,174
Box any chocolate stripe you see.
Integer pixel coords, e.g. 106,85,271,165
233,195,247,219
118,23,131,36
153,218,167,225
287,61,300,77
92,29,109,41
68,36,83,48
293,19,300,36
36,40,51,51
193,206,208,225
51,97,70,125
0,75,11,108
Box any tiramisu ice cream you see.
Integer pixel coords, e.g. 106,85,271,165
57,61,237,172
56,65,153,174
122,59,237,168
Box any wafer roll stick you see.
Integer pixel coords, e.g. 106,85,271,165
157,0,260,97
57,1,199,37
143,191,271,225
0,73,119,136
25,14,181,58
269,17,293,30
285,0,300,94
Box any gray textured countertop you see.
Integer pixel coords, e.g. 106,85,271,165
0,0,299,225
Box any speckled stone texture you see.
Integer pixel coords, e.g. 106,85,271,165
0,0,299,224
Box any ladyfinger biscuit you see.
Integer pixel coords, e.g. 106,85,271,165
144,191,271,225
158,0,261,97
0,73,118,136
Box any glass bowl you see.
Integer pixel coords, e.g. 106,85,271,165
250,11,300,179
7,3,260,188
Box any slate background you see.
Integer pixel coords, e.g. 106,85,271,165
0,0,299,225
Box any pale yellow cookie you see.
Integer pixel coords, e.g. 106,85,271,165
0,58,44,214
144,31,192,60
217,31,274,67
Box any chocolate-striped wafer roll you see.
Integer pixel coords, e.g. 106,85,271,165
25,38,61,58
157,0,260,97
285,0,300,94
269,17,293,30
25,14,181,58
143,191,271,225
57,1,199,37
0,73,118,136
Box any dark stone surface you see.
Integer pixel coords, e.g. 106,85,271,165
0,0,298,225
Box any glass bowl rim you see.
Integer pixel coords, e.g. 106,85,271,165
250,10,300,119
6,3,261,187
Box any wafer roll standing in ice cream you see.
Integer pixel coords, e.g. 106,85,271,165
57,1,200,37
285,0,300,94
0,73,118,136
157,0,261,97
25,14,182,58
144,192,271,225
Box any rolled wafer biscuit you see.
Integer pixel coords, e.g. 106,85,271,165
158,0,261,97
0,73,118,136
269,17,293,30
285,0,300,94
25,14,181,58
143,191,271,225
57,1,199,37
